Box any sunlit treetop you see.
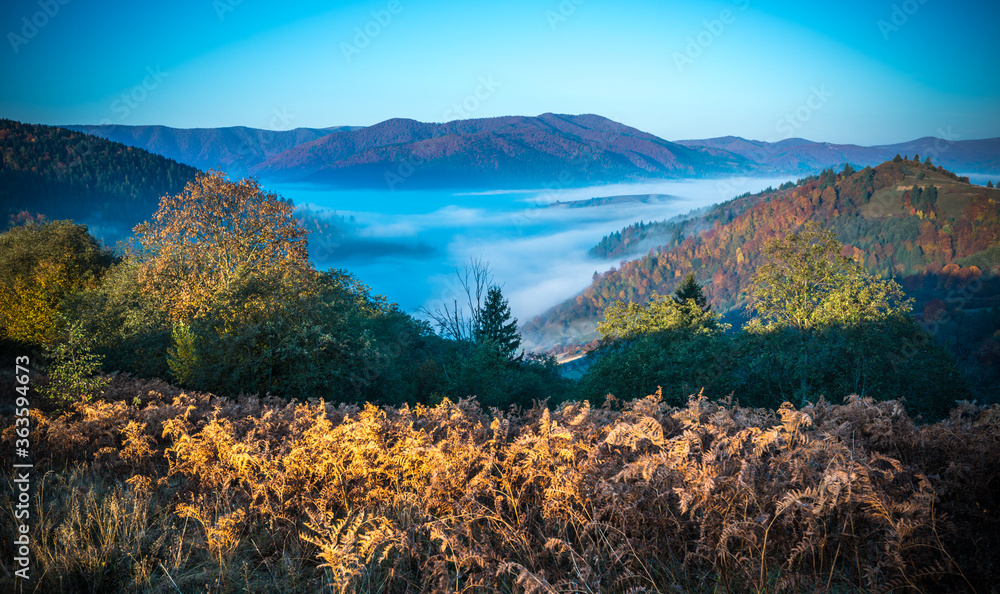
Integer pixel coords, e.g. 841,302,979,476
744,223,912,333
134,172,309,323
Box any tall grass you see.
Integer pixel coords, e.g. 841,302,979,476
2,375,997,592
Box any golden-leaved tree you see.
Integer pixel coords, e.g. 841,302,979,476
0,220,115,345
134,172,309,325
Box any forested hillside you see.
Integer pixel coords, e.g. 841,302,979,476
0,120,199,227
526,158,1000,393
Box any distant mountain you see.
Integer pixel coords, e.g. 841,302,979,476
249,114,757,188
523,159,1000,359
675,136,1000,175
64,124,357,177
0,119,199,229
61,118,1000,188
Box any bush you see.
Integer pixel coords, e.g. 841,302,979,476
38,323,110,407
64,259,173,379
0,220,115,346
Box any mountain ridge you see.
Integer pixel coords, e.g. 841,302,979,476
675,135,1000,175
64,123,359,178
64,116,1000,188
249,113,757,187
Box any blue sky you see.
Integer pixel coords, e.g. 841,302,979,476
2,0,998,145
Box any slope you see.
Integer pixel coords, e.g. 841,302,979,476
63,124,354,177
524,158,1000,378
0,119,200,228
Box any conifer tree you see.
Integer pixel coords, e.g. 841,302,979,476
673,273,710,311
924,184,938,207
474,285,522,362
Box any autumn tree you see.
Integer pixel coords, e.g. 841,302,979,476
129,172,425,400
739,223,965,413
0,220,115,346
134,172,308,324
744,223,911,332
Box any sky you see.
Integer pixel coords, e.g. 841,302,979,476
2,0,999,145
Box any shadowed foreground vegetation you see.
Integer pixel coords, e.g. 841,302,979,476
2,375,998,592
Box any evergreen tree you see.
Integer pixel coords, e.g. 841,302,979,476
474,286,522,362
924,184,938,207
893,154,903,163
988,181,995,188
673,273,710,311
